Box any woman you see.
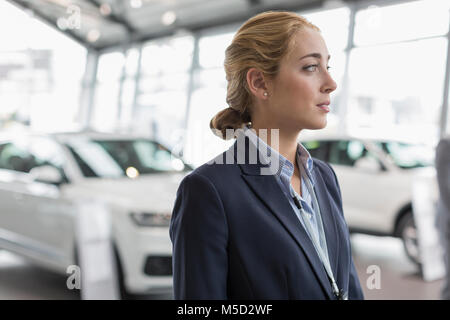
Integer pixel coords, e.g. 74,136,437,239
170,11,364,300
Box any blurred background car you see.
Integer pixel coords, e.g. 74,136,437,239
300,134,436,266
0,130,191,297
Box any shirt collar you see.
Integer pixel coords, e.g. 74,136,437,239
239,125,315,183
297,141,314,175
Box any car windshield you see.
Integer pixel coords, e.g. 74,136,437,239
375,141,434,169
65,138,190,178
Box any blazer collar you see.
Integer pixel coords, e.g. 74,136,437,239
229,137,340,299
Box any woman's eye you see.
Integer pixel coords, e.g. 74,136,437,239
304,64,332,72
304,64,318,72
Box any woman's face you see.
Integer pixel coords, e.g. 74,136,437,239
265,28,337,131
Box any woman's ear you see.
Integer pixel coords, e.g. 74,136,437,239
246,68,269,99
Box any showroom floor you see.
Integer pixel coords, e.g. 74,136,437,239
0,234,444,300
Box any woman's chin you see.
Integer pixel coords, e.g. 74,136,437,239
306,119,327,130
290,117,327,131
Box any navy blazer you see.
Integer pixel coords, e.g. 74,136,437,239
170,136,364,300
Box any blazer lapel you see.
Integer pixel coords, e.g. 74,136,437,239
230,138,334,299
310,164,340,279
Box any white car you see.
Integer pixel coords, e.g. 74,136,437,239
0,130,191,297
299,134,436,265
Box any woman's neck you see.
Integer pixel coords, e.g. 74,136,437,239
250,122,300,166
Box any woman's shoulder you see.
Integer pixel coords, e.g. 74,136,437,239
311,157,334,175
310,157,340,188
310,157,343,201
183,149,242,187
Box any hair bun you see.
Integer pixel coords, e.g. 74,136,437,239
210,107,249,140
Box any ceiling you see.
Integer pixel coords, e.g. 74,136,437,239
7,0,362,51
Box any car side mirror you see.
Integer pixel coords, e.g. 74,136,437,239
29,165,64,185
354,157,380,173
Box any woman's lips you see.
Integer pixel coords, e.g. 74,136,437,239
316,104,330,113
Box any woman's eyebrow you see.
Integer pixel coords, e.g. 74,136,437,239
299,53,331,61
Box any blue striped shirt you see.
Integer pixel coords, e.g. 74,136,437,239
241,126,323,251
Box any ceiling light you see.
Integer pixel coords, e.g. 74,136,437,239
130,0,142,9
56,17,68,30
87,29,101,43
99,3,112,16
161,10,176,26
322,0,346,9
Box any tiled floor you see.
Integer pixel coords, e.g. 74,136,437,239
0,234,446,300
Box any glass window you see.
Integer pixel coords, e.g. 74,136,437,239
91,82,120,132
67,145,97,178
66,139,190,178
96,52,125,82
137,73,190,145
328,140,378,167
125,47,140,77
346,37,447,142
134,140,175,171
139,73,189,92
199,33,234,69
375,141,434,169
0,142,33,172
28,137,65,168
193,68,226,89
302,7,350,52
302,140,330,161
136,90,188,147
93,51,126,133
184,31,235,167
137,35,194,147
354,0,450,46
0,1,86,132
119,78,136,126
141,35,194,76
0,138,65,175
183,87,232,167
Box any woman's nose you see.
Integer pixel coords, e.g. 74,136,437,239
322,73,337,94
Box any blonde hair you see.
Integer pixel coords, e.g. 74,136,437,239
210,11,320,140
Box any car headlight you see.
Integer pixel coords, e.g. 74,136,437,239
129,212,171,227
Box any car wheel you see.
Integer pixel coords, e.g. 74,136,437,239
71,245,82,300
74,243,131,299
112,244,133,300
397,211,421,266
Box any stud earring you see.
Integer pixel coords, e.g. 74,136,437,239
263,92,268,97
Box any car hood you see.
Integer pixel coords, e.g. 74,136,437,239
405,166,436,176
63,172,189,212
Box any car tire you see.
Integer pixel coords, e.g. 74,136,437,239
74,242,131,299
397,211,421,266
112,244,133,300
70,244,82,300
